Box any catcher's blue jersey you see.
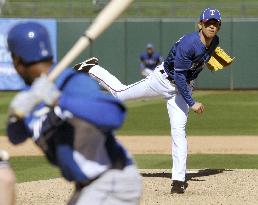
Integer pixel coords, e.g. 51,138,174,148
163,31,219,106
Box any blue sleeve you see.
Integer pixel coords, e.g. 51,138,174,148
154,53,161,63
59,94,126,130
7,117,31,144
174,38,194,71
60,72,100,98
59,73,126,130
174,70,195,107
140,53,145,61
139,53,145,69
140,63,145,70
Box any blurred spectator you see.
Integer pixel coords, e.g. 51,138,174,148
92,0,109,10
139,43,162,77
0,0,5,15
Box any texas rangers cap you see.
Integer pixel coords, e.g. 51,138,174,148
200,7,221,22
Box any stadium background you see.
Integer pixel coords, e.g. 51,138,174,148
0,0,258,89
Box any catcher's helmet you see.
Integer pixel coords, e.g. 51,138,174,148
7,22,53,64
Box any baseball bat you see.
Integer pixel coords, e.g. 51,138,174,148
48,0,134,81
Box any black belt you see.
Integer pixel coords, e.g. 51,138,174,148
75,174,101,190
160,70,175,83
160,69,191,84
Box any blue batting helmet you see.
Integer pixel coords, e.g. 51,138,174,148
7,22,53,64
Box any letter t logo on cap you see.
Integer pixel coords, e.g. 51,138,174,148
210,9,215,15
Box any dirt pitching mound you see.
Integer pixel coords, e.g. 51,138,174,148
17,178,74,205
141,169,258,205
17,169,258,205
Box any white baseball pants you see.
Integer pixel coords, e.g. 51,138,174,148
89,63,190,182
141,68,154,77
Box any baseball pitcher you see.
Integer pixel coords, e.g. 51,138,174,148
75,8,233,194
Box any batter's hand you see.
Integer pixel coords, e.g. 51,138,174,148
9,75,60,118
9,91,41,118
31,74,60,106
191,102,204,114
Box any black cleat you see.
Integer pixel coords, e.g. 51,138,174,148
73,57,99,73
171,180,188,194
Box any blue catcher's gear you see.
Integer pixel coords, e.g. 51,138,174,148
7,22,53,64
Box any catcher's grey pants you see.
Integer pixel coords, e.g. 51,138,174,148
73,165,142,205
89,64,192,182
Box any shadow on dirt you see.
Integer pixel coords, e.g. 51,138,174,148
141,169,233,182
186,169,233,182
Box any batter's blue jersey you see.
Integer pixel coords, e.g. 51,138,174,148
140,51,161,70
7,68,133,183
163,31,219,106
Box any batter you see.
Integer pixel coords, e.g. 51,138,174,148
6,22,142,204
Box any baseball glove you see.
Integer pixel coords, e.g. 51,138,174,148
206,46,234,71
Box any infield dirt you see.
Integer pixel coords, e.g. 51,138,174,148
1,136,258,156
16,169,258,205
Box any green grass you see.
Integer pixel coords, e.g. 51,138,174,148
10,155,258,183
188,91,258,135
118,91,258,136
119,98,170,135
3,0,258,18
135,154,258,169
1,91,258,136
10,156,60,183
0,92,16,135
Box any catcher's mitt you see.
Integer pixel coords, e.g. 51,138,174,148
206,46,234,71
